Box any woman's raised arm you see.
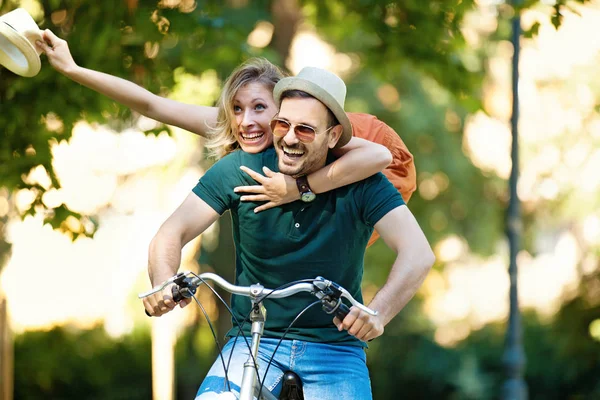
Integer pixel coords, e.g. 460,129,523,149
35,29,218,137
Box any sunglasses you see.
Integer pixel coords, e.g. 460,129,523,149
270,117,335,144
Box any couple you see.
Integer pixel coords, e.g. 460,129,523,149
38,31,435,399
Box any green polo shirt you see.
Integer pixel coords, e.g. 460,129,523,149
192,147,405,346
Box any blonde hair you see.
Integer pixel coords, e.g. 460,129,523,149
206,58,285,159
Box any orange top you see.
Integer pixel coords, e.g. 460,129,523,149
347,113,417,247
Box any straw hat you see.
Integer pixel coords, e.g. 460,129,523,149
273,67,353,148
0,8,43,77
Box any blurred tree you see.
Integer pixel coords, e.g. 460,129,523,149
13,325,152,399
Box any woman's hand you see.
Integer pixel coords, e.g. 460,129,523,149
234,166,300,213
35,29,78,75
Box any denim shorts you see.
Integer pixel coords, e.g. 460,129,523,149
195,337,372,399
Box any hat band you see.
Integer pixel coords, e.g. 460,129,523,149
3,22,17,31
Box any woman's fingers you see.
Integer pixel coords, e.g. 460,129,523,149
240,194,269,202
234,185,265,194
42,29,60,46
240,166,265,183
35,39,51,53
262,166,275,177
43,29,57,40
237,166,295,208
253,202,277,213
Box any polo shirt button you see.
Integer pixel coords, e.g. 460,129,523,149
295,223,300,228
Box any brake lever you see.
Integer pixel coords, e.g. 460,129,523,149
312,277,378,317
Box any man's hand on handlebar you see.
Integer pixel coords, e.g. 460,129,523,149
333,306,384,342
142,283,192,317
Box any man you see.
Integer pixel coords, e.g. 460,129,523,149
143,67,435,399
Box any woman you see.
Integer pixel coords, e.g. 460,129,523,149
36,30,416,244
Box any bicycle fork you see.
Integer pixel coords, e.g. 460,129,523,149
240,301,276,400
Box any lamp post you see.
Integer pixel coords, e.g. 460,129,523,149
502,3,528,400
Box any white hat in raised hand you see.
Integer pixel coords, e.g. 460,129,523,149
0,8,43,77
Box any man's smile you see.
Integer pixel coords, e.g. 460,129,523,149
282,144,305,159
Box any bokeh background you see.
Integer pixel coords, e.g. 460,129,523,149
1,0,600,399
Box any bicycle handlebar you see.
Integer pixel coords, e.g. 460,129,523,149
138,271,378,318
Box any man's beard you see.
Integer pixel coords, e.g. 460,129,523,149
275,139,328,178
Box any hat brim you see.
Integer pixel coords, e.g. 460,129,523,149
0,22,40,77
273,77,353,149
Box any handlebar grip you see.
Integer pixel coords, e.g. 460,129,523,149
144,285,185,317
171,285,186,303
335,302,350,320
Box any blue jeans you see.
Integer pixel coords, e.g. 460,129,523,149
195,337,372,399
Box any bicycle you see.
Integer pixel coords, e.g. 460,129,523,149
138,271,378,400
